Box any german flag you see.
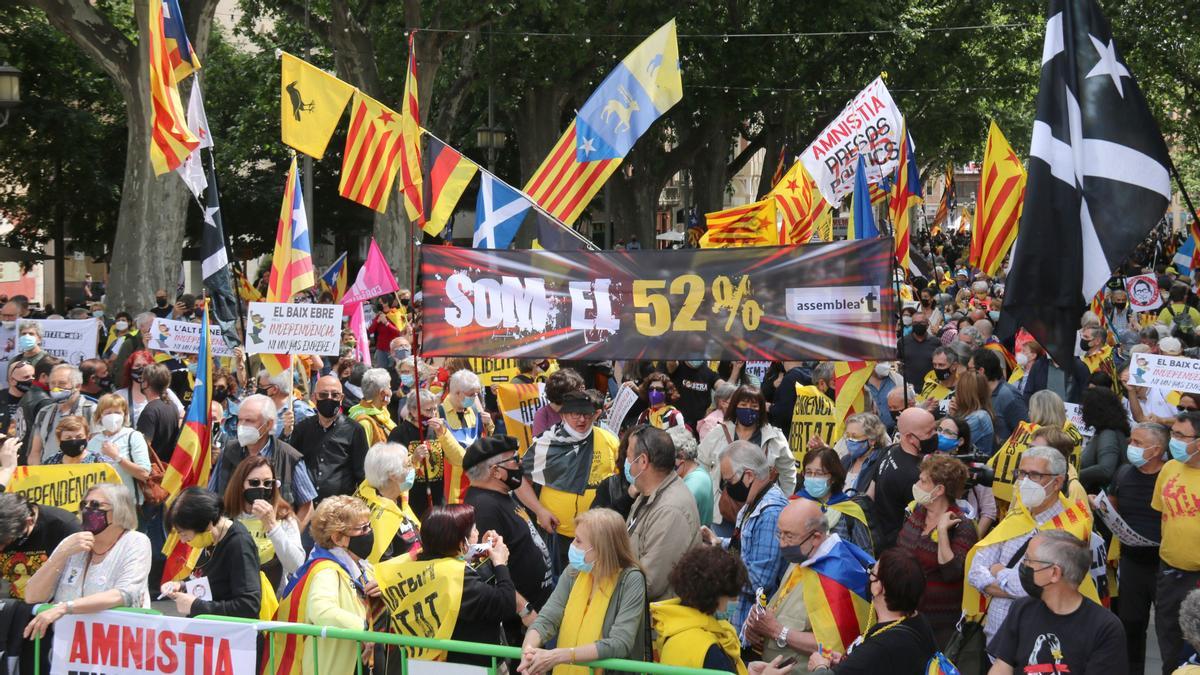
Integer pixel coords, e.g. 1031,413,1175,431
423,136,478,238
523,121,622,225
699,199,778,248
147,0,198,174
338,90,406,213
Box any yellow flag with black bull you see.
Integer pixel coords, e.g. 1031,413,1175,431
375,556,466,661
6,464,122,513
280,52,356,159
787,384,839,461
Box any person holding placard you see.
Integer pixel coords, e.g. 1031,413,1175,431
355,441,422,562
222,455,305,591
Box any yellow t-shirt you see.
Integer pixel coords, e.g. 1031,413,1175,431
1151,460,1200,571
1158,303,1200,328
540,427,619,538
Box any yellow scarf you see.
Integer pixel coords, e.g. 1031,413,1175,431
555,571,616,675
961,495,1098,617
651,598,747,675
354,480,421,564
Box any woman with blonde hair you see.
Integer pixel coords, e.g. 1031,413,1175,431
271,495,375,675
1028,389,1068,428
839,412,892,495
952,370,996,454
520,508,646,674
43,416,103,465
87,393,151,503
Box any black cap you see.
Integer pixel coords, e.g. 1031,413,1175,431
462,435,520,472
559,390,598,415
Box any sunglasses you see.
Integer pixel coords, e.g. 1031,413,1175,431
1179,405,1199,412
246,478,278,488
79,500,110,512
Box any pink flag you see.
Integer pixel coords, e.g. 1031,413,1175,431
348,301,371,364
340,238,400,306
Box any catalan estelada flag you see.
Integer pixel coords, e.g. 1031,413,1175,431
970,121,1027,276
889,121,923,272
339,90,406,213
265,551,366,674
147,0,198,174
931,163,955,229
161,0,200,82
397,32,424,226
699,199,777,248
798,535,875,654
423,136,478,238
773,160,831,245
160,300,213,583
524,20,682,224
264,158,315,375
320,251,349,303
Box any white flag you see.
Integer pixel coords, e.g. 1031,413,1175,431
176,80,214,198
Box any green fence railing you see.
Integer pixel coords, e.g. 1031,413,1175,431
33,605,728,675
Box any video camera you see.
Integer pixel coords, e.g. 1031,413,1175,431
951,450,995,489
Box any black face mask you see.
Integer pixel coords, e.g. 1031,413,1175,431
14,380,31,394
1018,564,1046,599
347,529,375,560
918,432,940,455
212,387,229,404
131,368,145,383
315,398,341,418
722,473,752,502
912,323,929,337
155,298,168,308
243,487,273,505
399,297,411,307
499,463,524,491
933,366,951,381
255,387,272,397
1113,303,1127,311
60,438,87,457
95,376,113,393
1079,338,1092,352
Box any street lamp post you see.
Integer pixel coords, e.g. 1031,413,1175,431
0,63,21,127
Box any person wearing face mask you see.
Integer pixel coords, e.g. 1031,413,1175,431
111,313,152,389
386,387,464,521
0,360,33,434
83,395,151,502
840,412,892,496
697,382,737,442
29,364,96,464
161,487,261,619
964,447,1098,647
1099,422,1168,674
15,322,46,368
150,289,173,318
78,358,113,403
43,415,104,465
255,369,314,441
669,424,713,527
919,344,967,413
900,311,939,387
797,448,876,554
522,508,648,673
349,367,398,448
987,531,1127,675
699,440,789,637
21,483,152,639
355,442,423,562
634,372,688,430
0,484,81,603
651,545,749,674
440,370,494,491
624,425,702,602
464,436,553,643
115,349,185,426
101,311,138,360
895,454,979,647
666,358,720,430
742,498,874,670
1105,288,1135,337
270,495,377,675
868,407,940,550
863,362,902,434
516,391,619,575
221,455,305,594
1152,411,1200,672
290,376,369,502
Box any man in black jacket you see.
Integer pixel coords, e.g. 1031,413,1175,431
290,376,369,504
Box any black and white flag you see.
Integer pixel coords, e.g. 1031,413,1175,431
999,0,1171,367
201,155,243,349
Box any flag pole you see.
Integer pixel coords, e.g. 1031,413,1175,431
204,147,254,381
420,128,600,251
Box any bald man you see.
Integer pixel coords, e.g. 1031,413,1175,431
869,407,938,548
288,375,370,502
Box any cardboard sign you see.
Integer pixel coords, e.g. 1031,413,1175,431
51,609,257,675
0,318,99,380
244,302,342,356
604,385,638,435
495,382,547,454
1094,489,1159,547
1126,353,1200,392
1125,274,1163,312
7,464,122,513
149,318,234,357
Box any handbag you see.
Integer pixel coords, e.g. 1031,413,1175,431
944,539,1032,675
134,432,169,506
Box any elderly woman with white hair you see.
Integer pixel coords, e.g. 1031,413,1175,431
386,387,463,520
348,367,397,447
22,482,152,638
667,424,712,527
696,381,737,442
439,369,494,495
354,442,422,562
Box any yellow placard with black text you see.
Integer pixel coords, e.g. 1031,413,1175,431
375,556,466,661
988,420,1083,502
788,384,839,461
495,382,548,454
7,464,122,513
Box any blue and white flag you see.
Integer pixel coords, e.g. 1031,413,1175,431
474,173,533,250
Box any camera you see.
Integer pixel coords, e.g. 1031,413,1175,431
952,450,995,488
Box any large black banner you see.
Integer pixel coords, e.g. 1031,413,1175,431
420,238,897,361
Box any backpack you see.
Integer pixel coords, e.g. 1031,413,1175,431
1165,304,1195,335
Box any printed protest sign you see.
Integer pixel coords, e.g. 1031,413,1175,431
1126,353,1200,392
604,385,638,435
0,318,98,380
496,382,547,453
149,317,234,357
245,302,342,356
375,557,466,661
1094,489,1159,547
51,609,258,675
7,464,122,513
1125,274,1163,312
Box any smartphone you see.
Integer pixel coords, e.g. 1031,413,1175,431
776,656,798,669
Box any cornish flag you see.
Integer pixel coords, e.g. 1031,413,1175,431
999,0,1171,367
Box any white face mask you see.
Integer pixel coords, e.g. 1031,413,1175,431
1017,476,1048,509
1015,352,1029,368
562,422,592,442
911,483,937,506
101,412,124,434
114,320,129,332
237,423,263,447
874,363,891,378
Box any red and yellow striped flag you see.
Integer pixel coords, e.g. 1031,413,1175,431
772,161,831,245
889,121,923,272
699,199,778,248
971,121,1027,276
523,120,622,225
931,163,954,229
147,0,199,175
263,158,315,375
233,264,262,302
397,32,424,225
339,90,406,213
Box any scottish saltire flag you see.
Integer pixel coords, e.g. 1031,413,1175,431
162,0,200,82
574,21,683,161
474,173,532,249
321,251,349,302
848,155,879,240
160,300,213,582
1174,234,1196,276
799,534,875,654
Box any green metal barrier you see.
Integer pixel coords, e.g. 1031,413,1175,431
195,613,730,675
